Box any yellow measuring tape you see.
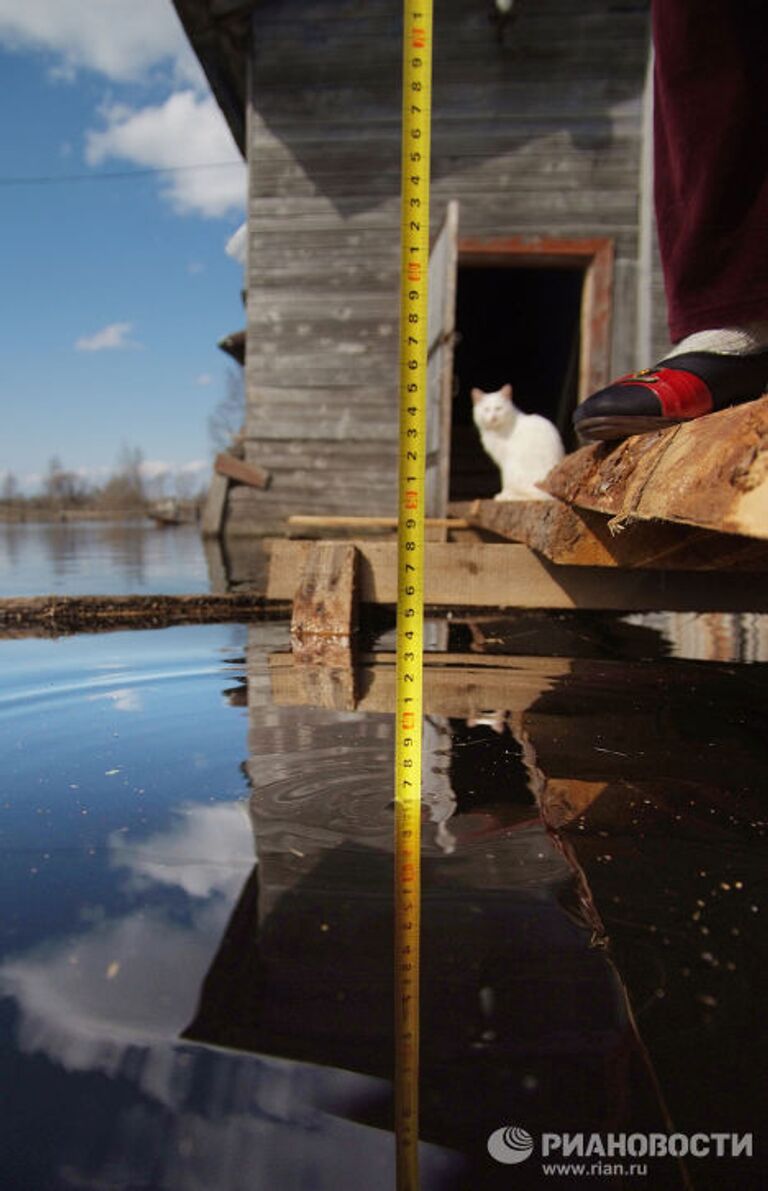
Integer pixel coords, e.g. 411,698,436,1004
395,4,433,1189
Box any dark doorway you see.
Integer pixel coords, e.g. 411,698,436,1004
450,264,584,501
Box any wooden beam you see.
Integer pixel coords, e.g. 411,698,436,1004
200,471,230,538
290,542,358,664
467,498,768,570
287,514,469,530
544,395,768,540
214,452,271,490
266,538,768,612
269,651,570,715
535,778,610,829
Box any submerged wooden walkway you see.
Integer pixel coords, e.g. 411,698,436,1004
0,593,290,637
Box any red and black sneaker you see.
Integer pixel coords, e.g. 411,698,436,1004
573,350,768,442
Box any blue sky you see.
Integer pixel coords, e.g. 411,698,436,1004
0,1,246,494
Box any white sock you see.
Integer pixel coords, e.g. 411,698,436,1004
666,320,768,359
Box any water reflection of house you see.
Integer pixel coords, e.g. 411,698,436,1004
173,1,660,533
229,622,768,1186
183,626,675,1187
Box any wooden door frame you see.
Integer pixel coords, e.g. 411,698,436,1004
457,236,614,403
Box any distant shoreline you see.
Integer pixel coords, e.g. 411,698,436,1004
0,507,157,524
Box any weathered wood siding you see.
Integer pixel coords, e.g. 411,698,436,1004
235,0,652,533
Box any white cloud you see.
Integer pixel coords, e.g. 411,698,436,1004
75,321,137,352
86,91,246,218
138,460,172,482
0,3,246,222
138,459,208,483
0,0,200,86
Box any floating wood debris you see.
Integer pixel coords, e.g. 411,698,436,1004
543,395,768,539
0,593,290,638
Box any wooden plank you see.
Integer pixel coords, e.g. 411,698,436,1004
269,651,571,716
215,452,271,490
246,409,397,443
534,778,610,829
0,593,289,638
545,396,768,540
269,650,573,671
281,662,357,710
200,471,230,538
290,542,358,663
241,441,398,472
202,537,230,594
250,159,642,200
248,191,638,227
467,498,768,571
287,515,469,530
266,539,768,612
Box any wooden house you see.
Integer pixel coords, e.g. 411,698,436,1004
175,0,662,535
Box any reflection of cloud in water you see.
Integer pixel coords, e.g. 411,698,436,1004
110,800,255,898
89,686,143,712
0,799,466,1189
1,906,226,1073
1,902,448,1189
0,802,254,1079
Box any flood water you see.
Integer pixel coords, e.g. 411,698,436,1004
0,527,766,1189
0,519,208,596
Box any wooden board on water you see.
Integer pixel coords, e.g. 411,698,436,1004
0,593,289,637
269,650,570,714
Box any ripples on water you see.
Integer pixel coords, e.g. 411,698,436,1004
0,617,766,1189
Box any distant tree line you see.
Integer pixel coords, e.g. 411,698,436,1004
0,445,206,514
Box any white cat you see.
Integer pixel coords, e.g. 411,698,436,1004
471,383,564,501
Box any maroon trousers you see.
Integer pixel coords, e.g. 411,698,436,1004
652,1,768,340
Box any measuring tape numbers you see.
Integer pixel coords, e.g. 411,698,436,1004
395,4,433,1190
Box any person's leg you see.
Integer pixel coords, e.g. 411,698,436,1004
654,0,768,340
574,1,768,441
